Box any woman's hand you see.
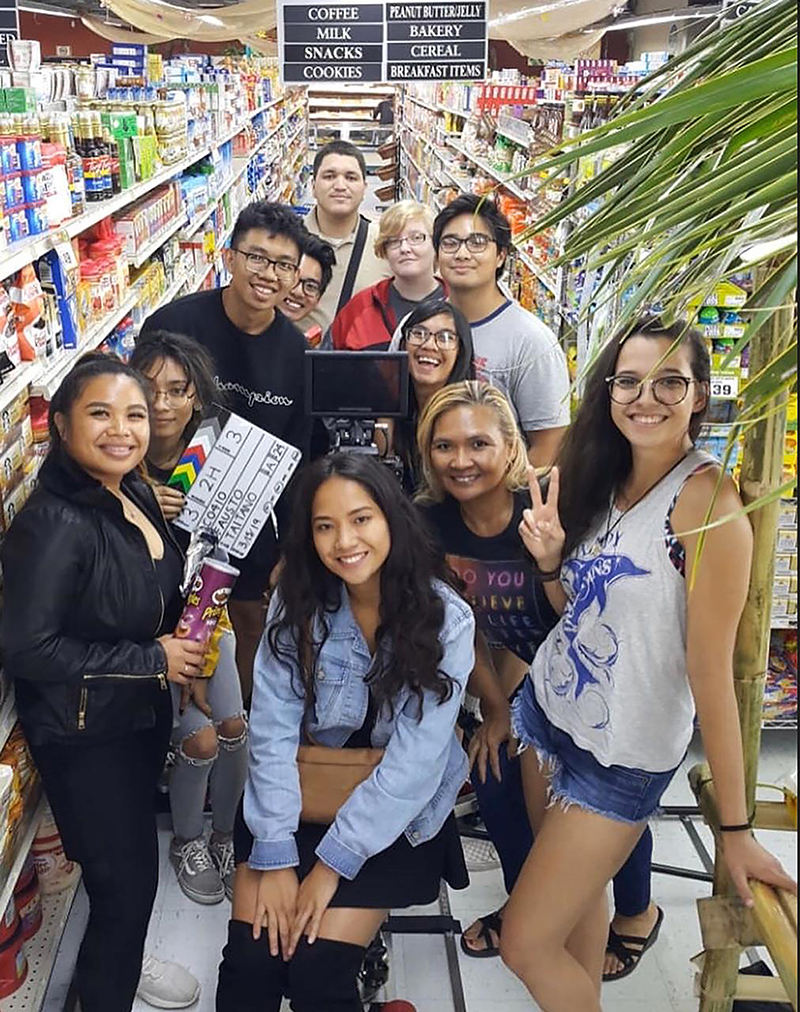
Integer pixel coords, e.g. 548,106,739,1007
158,634,206,686
252,868,300,958
468,699,511,784
519,465,565,573
154,483,186,521
722,832,797,907
179,677,212,717
289,861,340,956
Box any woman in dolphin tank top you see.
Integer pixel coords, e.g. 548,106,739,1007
499,318,796,1012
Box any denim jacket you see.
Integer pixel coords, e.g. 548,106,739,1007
244,579,475,880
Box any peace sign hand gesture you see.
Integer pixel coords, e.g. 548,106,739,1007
519,466,565,574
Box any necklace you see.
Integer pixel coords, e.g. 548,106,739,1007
596,452,690,554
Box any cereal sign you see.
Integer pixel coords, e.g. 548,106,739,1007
168,405,301,558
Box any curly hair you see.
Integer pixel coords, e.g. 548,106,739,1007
267,453,461,721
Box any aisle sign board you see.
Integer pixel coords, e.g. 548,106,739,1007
277,0,488,83
0,0,19,68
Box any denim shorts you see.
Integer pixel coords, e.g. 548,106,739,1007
511,675,678,825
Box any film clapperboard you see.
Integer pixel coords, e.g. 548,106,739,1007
167,405,301,559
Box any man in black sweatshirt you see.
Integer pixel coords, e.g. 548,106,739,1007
140,201,311,701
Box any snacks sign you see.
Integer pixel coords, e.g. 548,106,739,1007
277,0,488,83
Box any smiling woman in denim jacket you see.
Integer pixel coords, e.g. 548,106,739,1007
216,453,475,1012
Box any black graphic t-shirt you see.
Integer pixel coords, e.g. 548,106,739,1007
421,491,558,665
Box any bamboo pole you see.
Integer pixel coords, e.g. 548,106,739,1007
697,270,796,1012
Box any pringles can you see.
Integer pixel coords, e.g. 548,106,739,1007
177,558,239,676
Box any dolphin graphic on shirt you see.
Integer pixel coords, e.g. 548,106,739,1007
545,549,650,730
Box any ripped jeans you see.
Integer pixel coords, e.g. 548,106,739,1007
170,626,248,842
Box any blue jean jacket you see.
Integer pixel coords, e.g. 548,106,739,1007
244,579,475,880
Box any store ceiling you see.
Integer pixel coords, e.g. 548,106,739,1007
22,0,247,27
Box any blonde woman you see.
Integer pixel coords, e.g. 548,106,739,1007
329,200,443,350
415,381,657,973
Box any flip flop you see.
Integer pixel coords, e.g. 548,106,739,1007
459,909,503,959
603,906,665,983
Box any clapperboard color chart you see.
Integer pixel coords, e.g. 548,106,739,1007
168,405,302,559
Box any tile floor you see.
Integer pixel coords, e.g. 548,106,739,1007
87,729,793,1012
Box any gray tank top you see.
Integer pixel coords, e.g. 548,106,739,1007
531,449,717,772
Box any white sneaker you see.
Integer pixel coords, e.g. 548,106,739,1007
137,955,201,1009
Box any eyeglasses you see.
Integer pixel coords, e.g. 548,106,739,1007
292,276,322,298
384,232,429,252
438,233,495,255
606,374,698,405
150,384,193,407
405,326,459,350
231,248,299,280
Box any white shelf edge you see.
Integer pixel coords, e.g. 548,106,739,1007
0,686,16,755
515,248,559,297
445,136,531,204
0,876,82,1012
0,362,45,413
0,796,46,920
404,93,439,114
32,289,139,398
439,104,471,118
131,213,189,269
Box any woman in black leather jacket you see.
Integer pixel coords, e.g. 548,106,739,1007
1,354,205,1012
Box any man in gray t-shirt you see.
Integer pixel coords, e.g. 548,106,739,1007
433,194,570,466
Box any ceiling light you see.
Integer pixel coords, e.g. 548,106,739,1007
198,13,226,25
19,5,77,16
601,10,717,29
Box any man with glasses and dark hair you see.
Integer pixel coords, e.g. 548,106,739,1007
280,233,336,345
431,194,570,466
140,201,312,701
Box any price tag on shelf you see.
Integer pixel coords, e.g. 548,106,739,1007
711,374,740,400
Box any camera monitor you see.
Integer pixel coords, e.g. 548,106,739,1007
305,351,410,419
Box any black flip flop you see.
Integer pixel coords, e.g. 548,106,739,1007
603,906,665,983
459,910,503,959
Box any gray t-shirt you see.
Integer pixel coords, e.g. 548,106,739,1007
471,300,570,432
388,281,443,328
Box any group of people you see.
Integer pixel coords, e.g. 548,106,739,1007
1,137,795,1012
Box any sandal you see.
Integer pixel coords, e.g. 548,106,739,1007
603,906,665,983
459,909,503,959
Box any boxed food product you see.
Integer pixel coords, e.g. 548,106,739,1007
774,553,798,575
776,528,798,554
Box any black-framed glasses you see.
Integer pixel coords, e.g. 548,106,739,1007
606,374,697,405
405,325,459,350
231,248,299,280
438,233,496,255
384,232,429,252
291,276,322,298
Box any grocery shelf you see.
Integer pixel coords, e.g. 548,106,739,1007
439,104,470,118
131,213,189,269
772,617,798,630
404,94,439,115
32,288,139,399
0,362,45,413
445,136,531,204
515,248,560,297
0,795,46,922
0,685,16,754
0,877,82,1012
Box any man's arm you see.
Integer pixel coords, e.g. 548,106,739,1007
525,426,568,467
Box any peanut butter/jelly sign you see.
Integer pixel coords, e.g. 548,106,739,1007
278,0,488,83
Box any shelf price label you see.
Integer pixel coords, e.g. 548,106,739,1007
711,373,740,400
277,0,488,83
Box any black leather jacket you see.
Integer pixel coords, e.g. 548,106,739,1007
1,448,184,746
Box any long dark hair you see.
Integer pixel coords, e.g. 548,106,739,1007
48,352,150,460
130,330,218,409
267,453,461,721
557,317,711,560
395,297,475,488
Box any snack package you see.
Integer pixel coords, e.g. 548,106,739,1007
8,267,45,361
0,285,21,373
176,558,239,677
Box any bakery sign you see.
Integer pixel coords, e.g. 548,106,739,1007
277,0,488,83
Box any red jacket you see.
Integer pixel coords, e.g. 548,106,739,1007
330,277,396,351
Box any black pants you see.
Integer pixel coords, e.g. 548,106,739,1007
30,705,171,1012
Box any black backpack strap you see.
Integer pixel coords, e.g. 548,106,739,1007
336,215,370,315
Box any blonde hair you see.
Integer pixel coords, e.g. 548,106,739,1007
375,201,434,258
415,381,530,503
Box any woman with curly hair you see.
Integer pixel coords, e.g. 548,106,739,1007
216,453,475,1012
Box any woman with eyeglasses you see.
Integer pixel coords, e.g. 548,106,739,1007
141,202,312,706
130,331,249,908
329,200,444,351
499,319,795,1012
389,297,474,492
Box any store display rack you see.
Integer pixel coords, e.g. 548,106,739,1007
0,878,82,1012
0,796,46,923
309,85,394,151
0,91,309,415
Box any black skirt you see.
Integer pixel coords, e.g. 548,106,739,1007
234,802,469,909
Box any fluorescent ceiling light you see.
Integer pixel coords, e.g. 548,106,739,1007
19,5,77,15
602,10,717,28
198,13,226,25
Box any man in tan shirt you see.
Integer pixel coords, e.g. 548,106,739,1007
304,140,391,333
